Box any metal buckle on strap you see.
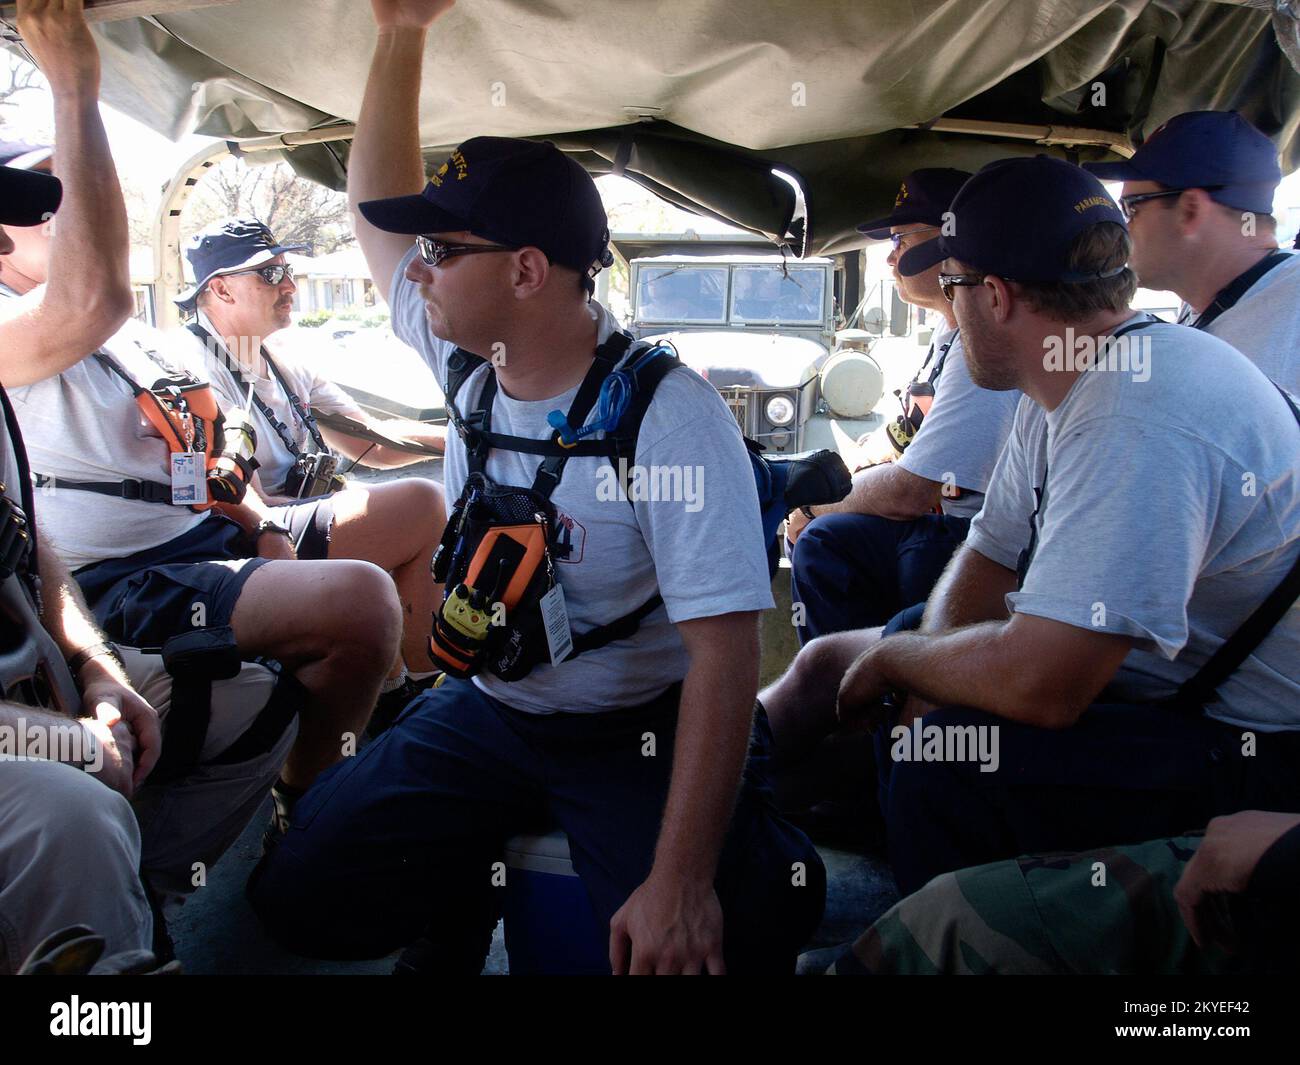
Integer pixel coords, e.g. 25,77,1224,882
0,493,31,580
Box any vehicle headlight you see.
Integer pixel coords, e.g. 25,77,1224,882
765,394,796,426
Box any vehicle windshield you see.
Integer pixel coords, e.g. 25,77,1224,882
730,265,824,324
636,265,729,323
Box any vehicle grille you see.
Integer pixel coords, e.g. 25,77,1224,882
720,387,751,435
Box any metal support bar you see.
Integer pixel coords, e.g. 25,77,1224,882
0,0,236,22
908,117,1135,157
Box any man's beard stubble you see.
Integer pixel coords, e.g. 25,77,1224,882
957,304,1019,392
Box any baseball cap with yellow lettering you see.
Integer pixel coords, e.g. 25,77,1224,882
898,156,1127,281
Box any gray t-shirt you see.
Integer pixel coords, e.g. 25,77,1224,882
182,319,367,494
966,315,1300,731
1177,251,1300,393
390,247,774,715
0,290,209,570
896,324,1020,519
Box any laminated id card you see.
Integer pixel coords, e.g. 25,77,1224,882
539,583,573,666
170,451,207,505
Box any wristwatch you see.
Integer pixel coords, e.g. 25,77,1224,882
799,506,816,520
68,640,125,677
255,518,293,540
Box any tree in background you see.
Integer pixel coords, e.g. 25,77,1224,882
0,50,41,116
186,156,355,254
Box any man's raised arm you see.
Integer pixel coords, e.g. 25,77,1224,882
349,0,456,304
0,0,132,386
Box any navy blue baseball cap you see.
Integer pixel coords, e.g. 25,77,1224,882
857,168,971,239
176,218,308,311
1083,111,1281,214
358,137,613,275
0,163,61,226
0,141,62,227
898,156,1128,281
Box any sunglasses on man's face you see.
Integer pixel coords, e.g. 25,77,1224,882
1117,185,1223,222
225,263,295,285
937,272,987,302
889,226,939,251
416,236,520,267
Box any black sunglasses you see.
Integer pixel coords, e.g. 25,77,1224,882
224,263,295,285
937,272,987,302
1117,186,1224,222
888,226,939,250
416,236,520,267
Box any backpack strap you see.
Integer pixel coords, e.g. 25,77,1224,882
557,341,683,659
1186,250,1292,332
1170,385,1300,712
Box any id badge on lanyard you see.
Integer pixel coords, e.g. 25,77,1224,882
169,405,207,506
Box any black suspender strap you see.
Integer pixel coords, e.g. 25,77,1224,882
461,332,634,498
1187,250,1292,332
261,348,330,454
0,382,40,592
1171,386,1300,711
187,322,327,459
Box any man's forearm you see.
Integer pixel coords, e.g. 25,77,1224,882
868,622,1047,724
652,620,760,881
920,543,1016,633
47,86,131,328
348,26,430,303
35,532,128,687
814,462,940,522
350,30,428,206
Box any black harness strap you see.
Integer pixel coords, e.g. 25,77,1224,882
262,347,330,454
188,322,328,460
441,332,680,664
1171,386,1300,712
32,473,174,504
1183,250,1293,332
36,347,209,507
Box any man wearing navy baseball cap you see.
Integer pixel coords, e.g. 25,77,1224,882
829,155,1300,897
175,216,448,723
248,0,825,976
1084,110,1297,391
764,168,1020,821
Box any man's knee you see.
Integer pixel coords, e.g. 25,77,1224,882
792,629,877,691
240,558,402,662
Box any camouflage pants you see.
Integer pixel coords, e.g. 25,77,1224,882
831,834,1239,975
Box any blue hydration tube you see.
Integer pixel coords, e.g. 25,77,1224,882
547,344,672,446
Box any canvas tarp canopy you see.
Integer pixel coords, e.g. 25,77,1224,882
6,0,1300,255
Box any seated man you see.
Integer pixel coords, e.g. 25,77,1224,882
0,128,401,844
0,2,292,970
784,169,1019,645
831,809,1300,975
248,0,825,976
176,217,446,695
769,155,1300,897
764,154,1294,894
1084,110,1298,392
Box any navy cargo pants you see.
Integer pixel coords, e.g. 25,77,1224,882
874,605,1300,897
248,678,827,973
790,512,969,643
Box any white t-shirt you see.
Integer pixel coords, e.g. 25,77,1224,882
391,246,775,715
896,324,1020,520
1177,251,1300,392
1,289,210,570
180,320,366,494
966,315,1300,731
